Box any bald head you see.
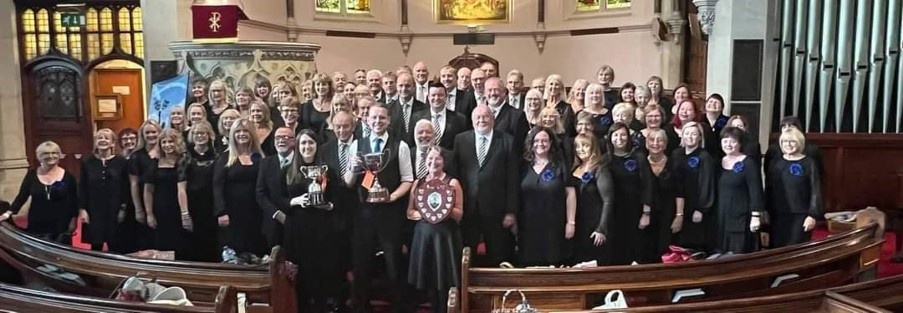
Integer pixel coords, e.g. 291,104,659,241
457,67,472,90
396,73,414,100
333,111,356,141
413,62,429,84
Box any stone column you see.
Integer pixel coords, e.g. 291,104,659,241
704,0,780,149
140,0,194,90
660,0,688,88
0,0,31,200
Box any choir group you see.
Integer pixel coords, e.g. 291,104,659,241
0,62,824,313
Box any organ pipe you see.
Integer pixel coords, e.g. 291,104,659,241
884,0,901,132
851,0,872,132
820,0,839,132
791,0,808,117
869,0,887,133
804,0,823,131
835,0,855,132
779,0,795,118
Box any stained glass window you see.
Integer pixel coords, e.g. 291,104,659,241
316,0,371,15
18,4,143,62
606,0,631,9
118,8,131,31
576,0,601,12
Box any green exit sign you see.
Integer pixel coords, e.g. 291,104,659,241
60,12,84,27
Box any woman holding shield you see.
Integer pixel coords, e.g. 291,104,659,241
407,145,463,313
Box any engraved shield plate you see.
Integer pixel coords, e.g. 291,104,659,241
415,179,454,224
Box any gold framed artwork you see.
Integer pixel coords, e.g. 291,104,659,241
92,94,122,120
434,0,510,24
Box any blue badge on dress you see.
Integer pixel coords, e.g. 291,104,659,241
581,171,594,184
688,156,700,168
600,115,611,125
625,159,638,172
541,168,555,182
732,161,745,173
789,162,804,176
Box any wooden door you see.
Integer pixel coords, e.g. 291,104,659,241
684,0,708,99
91,68,144,132
23,60,93,174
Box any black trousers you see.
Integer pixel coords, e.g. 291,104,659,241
460,214,515,267
350,203,409,311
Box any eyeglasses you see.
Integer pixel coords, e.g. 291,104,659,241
275,135,294,141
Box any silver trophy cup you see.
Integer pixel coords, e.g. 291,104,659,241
362,149,391,203
299,165,329,208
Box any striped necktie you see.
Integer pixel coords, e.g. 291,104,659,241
417,150,428,180
432,113,442,144
339,142,349,177
477,136,488,167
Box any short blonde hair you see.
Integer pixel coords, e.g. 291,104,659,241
612,102,635,120
93,128,117,156
188,121,216,146
187,103,208,127
544,74,565,100
218,109,242,135
36,141,61,158
680,121,706,148
540,106,565,135
778,127,806,154
158,128,186,157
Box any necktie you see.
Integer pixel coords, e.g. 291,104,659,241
432,113,442,143
446,94,455,110
374,138,383,153
362,124,371,138
417,150,428,180
280,157,290,170
510,96,518,109
339,143,349,177
403,103,411,133
477,136,488,167
477,95,485,105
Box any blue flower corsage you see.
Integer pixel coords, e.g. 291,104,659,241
789,162,804,176
687,156,700,168
599,116,611,125
541,168,555,182
715,116,728,128
581,171,594,184
624,159,638,172
732,161,745,173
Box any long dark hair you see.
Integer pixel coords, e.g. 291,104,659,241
605,122,634,158
285,129,322,185
524,126,564,166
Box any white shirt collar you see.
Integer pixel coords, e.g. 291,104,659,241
278,152,294,164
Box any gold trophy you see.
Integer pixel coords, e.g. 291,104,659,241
299,165,329,209
362,149,391,202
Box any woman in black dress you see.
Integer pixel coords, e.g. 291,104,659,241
766,128,822,248
282,129,345,312
524,89,544,127
539,106,573,166
143,129,192,258
407,146,464,313
129,120,162,250
545,74,576,135
253,75,272,104
570,133,614,265
726,115,762,166
646,76,672,118
612,103,645,147
78,129,129,251
606,123,654,265
1,141,78,244
187,103,208,132
716,127,765,254
518,127,578,266
596,65,619,108
645,128,685,259
215,109,241,154
185,121,220,261
213,118,269,258
765,116,825,176
234,87,254,117
580,83,613,140
110,128,141,254
206,80,232,135
301,73,335,134
670,122,716,252
704,94,729,140
167,105,189,142
250,101,276,157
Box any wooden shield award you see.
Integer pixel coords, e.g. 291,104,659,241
415,179,455,224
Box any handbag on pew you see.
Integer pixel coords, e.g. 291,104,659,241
592,290,629,310
492,289,538,313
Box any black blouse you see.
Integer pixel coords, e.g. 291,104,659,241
9,169,78,235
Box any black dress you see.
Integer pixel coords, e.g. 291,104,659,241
766,157,823,248
284,160,346,308
518,162,577,266
648,156,684,258
301,100,330,135
608,152,654,264
9,169,78,243
670,147,716,251
79,155,129,249
143,157,189,256
259,129,276,157
185,146,219,261
572,166,614,265
116,150,154,253
213,155,269,256
408,175,462,294
579,109,613,141
716,157,764,253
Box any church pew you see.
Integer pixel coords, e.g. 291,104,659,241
0,282,237,313
0,223,295,313
549,273,903,312
450,223,883,312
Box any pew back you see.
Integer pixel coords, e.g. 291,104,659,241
0,282,237,313
455,224,883,312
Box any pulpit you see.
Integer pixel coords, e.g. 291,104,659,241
448,47,498,70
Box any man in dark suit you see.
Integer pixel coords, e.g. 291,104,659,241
505,69,527,110
485,77,530,151
380,71,399,104
411,82,469,150
453,104,520,267
459,68,488,119
353,96,374,140
388,72,428,147
348,103,415,312
366,69,384,101
411,119,457,180
437,66,463,113
255,126,295,249
413,61,431,103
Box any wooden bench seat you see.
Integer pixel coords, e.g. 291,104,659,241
0,282,237,313
0,223,295,313
551,273,903,312
450,223,884,312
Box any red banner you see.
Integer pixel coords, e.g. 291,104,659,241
191,5,247,40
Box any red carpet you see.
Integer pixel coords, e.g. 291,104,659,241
811,227,903,278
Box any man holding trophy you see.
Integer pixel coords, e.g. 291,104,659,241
349,102,414,312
